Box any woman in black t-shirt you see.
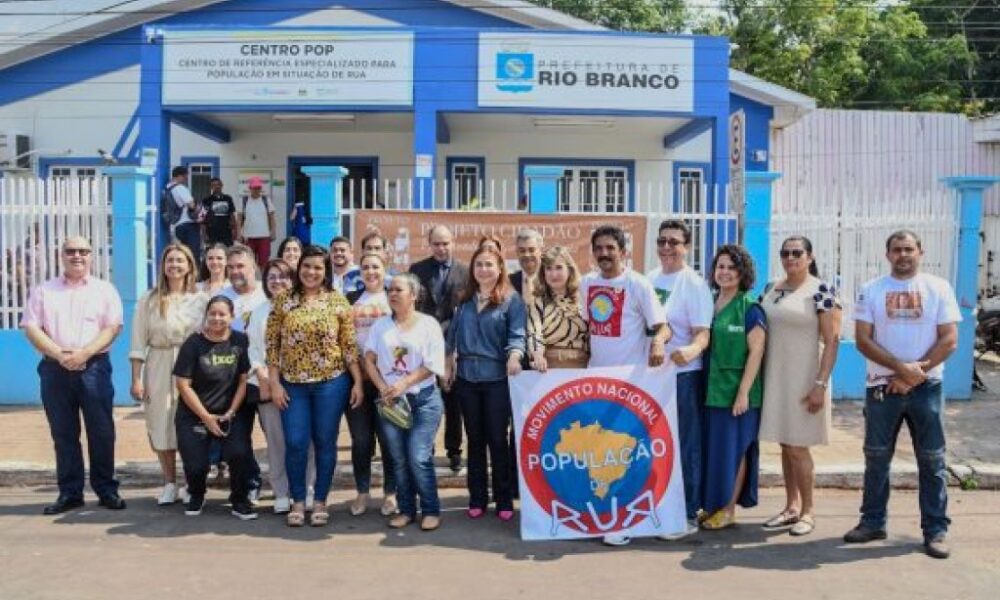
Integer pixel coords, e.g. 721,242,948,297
173,295,255,520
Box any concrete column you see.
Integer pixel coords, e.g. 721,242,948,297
743,171,781,296
942,176,1000,400
525,166,563,214
302,166,348,247
106,166,153,405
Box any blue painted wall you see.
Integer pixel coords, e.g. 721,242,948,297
729,94,773,172
0,0,524,107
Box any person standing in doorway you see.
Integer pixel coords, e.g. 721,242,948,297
410,225,469,473
201,177,239,247
21,236,126,514
289,196,311,245
647,219,714,540
844,230,960,559
238,177,276,270
168,166,204,266
581,225,670,547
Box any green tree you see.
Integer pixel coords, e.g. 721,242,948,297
531,0,688,33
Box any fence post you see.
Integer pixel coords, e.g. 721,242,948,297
106,166,153,405
302,166,348,247
525,166,563,214
942,176,1000,400
743,171,781,295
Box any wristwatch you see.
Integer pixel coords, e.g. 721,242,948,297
814,379,828,388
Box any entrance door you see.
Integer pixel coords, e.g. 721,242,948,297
291,160,376,243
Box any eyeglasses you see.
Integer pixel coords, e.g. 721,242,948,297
779,249,805,259
656,237,685,248
63,248,92,256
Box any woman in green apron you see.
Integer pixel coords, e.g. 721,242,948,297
701,245,767,530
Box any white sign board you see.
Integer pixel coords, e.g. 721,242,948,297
162,29,413,106
729,110,746,211
478,33,694,112
510,366,686,541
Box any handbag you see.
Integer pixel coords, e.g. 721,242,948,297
377,394,413,430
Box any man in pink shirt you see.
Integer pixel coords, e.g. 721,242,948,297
21,236,126,515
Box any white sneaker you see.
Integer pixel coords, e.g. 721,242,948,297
157,483,178,506
602,534,631,547
179,486,191,504
658,519,699,541
248,486,261,507
274,497,291,514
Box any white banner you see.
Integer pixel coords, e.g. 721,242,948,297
510,365,685,541
162,29,413,106
478,33,694,112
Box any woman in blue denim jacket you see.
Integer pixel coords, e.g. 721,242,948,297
445,246,526,521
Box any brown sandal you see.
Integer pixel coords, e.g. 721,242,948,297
286,510,305,527
310,506,330,527
388,514,413,529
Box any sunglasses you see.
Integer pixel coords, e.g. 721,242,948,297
656,237,685,248
779,249,806,259
63,248,92,256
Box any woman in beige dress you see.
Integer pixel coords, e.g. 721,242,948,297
130,243,207,505
527,246,589,370
759,236,842,536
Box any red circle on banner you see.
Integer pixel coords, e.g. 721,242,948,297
519,376,674,534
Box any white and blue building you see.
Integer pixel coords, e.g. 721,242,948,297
1,1,993,404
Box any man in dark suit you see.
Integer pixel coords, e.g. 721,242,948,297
410,225,469,473
509,228,544,296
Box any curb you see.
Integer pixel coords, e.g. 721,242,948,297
3,462,999,490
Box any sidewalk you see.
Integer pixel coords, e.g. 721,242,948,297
3,362,1000,490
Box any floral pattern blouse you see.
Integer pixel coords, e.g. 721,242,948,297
265,289,358,383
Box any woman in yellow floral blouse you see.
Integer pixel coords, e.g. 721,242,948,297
266,244,364,527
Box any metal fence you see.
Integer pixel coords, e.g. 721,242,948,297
338,180,739,277
1,176,114,329
771,186,959,339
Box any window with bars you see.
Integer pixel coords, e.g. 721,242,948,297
188,163,214,202
451,163,481,209
678,167,706,270
552,166,629,213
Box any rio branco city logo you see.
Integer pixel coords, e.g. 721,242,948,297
495,52,534,93
520,377,674,536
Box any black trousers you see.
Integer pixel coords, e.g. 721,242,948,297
38,354,118,499
176,405,253,502
345,381,396,494
454,378,513,511
443,388,463,458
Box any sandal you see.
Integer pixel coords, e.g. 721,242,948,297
789,515,815,536
762,510,800,530
286,510,305,527
381,495,399,516
701,510,736,530
350,493,369,517
420,515,441,531
310,506,330,527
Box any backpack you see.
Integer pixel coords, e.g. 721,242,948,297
159,183,182,227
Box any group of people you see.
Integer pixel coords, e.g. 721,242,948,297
21,212,960,559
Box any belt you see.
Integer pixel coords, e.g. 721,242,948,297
544,348,589,361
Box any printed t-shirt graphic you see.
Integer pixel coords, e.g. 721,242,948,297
587,285,625,337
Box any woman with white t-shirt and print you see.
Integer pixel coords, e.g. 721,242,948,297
346,252,398,518
364,273,447,531
647,219,714,539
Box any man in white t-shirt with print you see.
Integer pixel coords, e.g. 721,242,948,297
581,224,671,547
844,230,960,560
238,177,276,270
648,219,713,540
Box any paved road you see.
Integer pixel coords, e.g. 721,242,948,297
1,487,996,599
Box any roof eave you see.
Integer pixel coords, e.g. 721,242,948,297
729,69,816,128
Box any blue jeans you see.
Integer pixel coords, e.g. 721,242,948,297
173,222,202,266
677,370,704,520
280,374,350,503
861,381,950,541
38,355,118,499
379,385,444,517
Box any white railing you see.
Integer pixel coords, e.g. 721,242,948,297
340,180,739,276
981,215,1000,297
1,175,113,329
771,187,959,339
